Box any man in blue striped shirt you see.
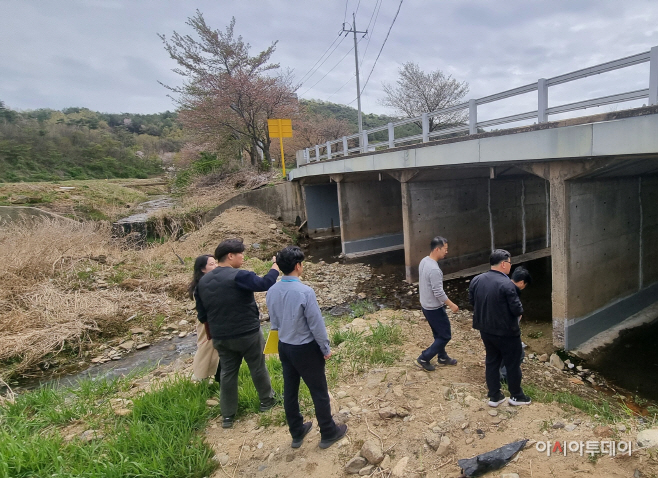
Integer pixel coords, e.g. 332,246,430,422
266,246,347,449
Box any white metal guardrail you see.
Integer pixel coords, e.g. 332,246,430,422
298,46,658,165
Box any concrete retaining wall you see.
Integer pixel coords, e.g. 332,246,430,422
303,183,340,238
0,206,74,225
203,182,305,225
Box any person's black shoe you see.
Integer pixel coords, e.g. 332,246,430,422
259,393,281,412
415,357,435,371
291,421,313,448
222,415,235,428
319,423,348,449
487,391,507,408
509,393,532,406
437,356,458,366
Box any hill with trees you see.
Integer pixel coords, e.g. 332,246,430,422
0,101,183,182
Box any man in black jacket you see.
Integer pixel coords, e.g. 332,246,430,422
196,238,280,428
469,249,531,407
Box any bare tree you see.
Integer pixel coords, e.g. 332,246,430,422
381,62,469,132
159,12,298,168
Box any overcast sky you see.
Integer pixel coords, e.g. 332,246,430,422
2,0,658,119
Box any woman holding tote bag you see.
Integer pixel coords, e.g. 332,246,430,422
188,254,221,382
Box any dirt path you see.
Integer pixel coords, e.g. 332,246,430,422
202,310,655,478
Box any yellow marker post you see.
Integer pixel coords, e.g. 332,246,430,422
268,118,292,178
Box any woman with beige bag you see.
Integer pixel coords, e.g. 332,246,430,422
188,254,221,382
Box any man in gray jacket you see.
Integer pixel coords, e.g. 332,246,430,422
416,236,459,372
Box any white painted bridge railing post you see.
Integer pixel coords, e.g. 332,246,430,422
305,148,310,164
315,144,320,161
422,113,429,143
469,99,477,134
326,141,332,160
342,136,348,156
538,78,548,123
650,46,658,105
388,122,394,149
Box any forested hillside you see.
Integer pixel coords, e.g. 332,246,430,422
0,101,183,182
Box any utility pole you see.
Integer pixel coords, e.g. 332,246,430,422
343,13,367,134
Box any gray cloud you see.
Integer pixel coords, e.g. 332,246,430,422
1,0,657,117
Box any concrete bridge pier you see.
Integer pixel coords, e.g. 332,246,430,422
526,161,658,349
330,174,403,257
392,169,550,283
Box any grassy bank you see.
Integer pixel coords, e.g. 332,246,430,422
0,374,217,478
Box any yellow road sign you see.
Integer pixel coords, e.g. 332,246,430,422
268,118,293,138
267,119,293,177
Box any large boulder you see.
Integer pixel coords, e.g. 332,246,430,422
637,428,658,449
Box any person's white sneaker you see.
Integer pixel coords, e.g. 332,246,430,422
509,394,532,406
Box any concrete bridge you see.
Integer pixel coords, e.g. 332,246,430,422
289,47,658,351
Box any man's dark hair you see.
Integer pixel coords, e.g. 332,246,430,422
489,249,511,266
512,266,533,285
214,238,245,262
430,236,448,251
276,246,305,275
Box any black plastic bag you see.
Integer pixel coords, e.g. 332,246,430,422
458,439,528,477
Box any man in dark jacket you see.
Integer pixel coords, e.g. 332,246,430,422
469,249,531,407
196,238,280,428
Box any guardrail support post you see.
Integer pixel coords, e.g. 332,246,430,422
388,122,395,148
422,113,429,142
342,136,348,156
362,131,369,153
538,78,548,123
650,46,658,105
469,99,477,134
315,144,320,161
304,148,309,164
326,141,332,160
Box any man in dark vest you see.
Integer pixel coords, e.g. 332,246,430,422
196,238,280,428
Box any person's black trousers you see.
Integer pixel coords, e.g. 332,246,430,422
480,331,524,398
278,340,338,440
419,306,452,361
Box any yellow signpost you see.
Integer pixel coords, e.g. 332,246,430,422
268,118,292,178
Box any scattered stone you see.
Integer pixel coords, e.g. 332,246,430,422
378,407,396,419
538,353,549,362
576,365,584,372
380,455,391,470
358,292,367,299
594,425,613,438
218,453,229,466
345,456,368,474
135,343,150,350
178,319,189,326
359,465,374,476
91,357,104,363
490,417,502,425
396,407,410,418
552,421,565,429
617,424,627,433
119,340,134,351
269,224,277,230
178,332,188,338
436,436,451,457
565,424,577,432
129,327,146,334
258,465,267,472
426,432,442,451
206,399,219,407
360,440,384,465
465,437,474,444
285,454,294,463
114,408,131,416
488,410,498,417
391,457,409,477
567,363,575,369
549,353,565,370
336,391,348,399
440,386,452,400
80,429,104,442
637,428,658,448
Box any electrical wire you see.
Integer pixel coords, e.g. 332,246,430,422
297,33,345,86
348,0,404,104
299,36,364,97
343,0,349,24
359,0,383,66
326,73,357,101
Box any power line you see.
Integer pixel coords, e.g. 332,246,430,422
326,73,357,101
359,0,383,66
299,37,363,98
298,33,345,86
343,0,349,24
353,0,404,102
